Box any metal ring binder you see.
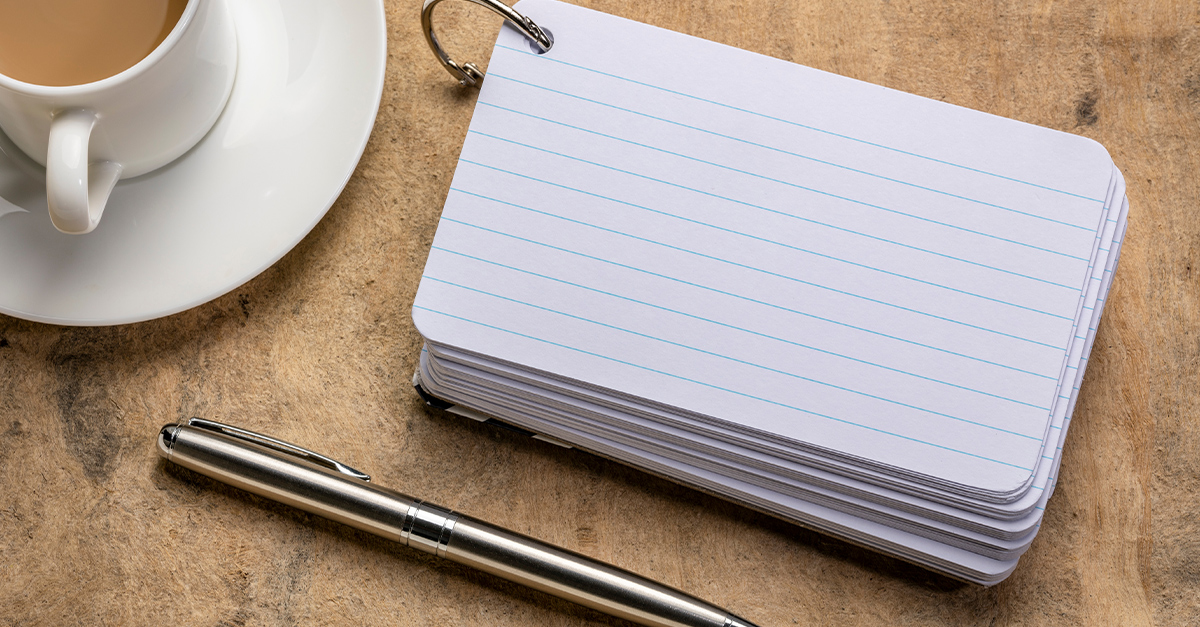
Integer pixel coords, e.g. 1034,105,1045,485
421,0,553,87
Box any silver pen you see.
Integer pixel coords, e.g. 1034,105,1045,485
156,419,760,627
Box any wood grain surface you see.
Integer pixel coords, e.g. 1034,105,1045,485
1,0,1195,624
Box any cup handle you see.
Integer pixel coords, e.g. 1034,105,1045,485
46,109,123,234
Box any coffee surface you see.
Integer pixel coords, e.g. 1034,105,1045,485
0,0,187,87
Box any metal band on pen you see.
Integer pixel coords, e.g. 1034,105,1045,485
402,500,460,558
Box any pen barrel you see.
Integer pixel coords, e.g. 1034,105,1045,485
161,425,419,542
160,424,749,627
444,516,733,627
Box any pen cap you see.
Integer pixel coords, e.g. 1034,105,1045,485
158,422,419,541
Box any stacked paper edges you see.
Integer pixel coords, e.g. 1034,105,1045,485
411,0,1128,585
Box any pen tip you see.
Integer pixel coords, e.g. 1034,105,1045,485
157,423,181,459
726,617,761,627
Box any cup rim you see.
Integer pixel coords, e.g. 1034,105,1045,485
0,0,201,96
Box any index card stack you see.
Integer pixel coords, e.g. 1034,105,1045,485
411,0,1128,584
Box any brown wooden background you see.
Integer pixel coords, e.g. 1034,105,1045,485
1,0,1196,624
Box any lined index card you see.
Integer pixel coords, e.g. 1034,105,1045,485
413,0,1116,495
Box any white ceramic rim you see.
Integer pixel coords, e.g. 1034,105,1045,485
0,0,389,326
0,0,200,95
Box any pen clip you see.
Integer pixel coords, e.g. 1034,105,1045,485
187,418,372,482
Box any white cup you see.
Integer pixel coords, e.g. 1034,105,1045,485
0,0,237,234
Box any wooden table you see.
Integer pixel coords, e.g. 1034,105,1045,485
1,0,1193,624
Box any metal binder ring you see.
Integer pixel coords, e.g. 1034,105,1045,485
421,0,553,87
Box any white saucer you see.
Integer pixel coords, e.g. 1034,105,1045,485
0,0,386,326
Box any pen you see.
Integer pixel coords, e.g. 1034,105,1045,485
156,418,760,627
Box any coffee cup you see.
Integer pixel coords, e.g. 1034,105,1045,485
0,0,237,234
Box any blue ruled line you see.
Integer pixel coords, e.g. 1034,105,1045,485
414,305,1036,470
464,137,1073,320
468,128,1080,290
482,85,1097,240
433,236,1056,377
494,44,1107,204
477,103,1091,284
431,247,1057,401
450,187,1067,354
424,274,1051,427
448,185,1073,325
460,154,1089,266
458,161,1079,345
